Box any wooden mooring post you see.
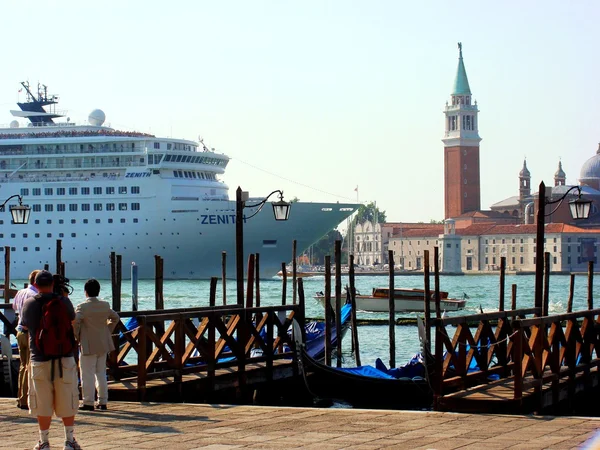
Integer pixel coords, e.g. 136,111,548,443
324,255,332,366
388,249,395,369
499,256,506,311
131,262,138,311
543,252,550,316
567,274,575,313
335,240,342,368
55,239,62,275
255,253,260,308
349,255,361,366
221,251,227,305
110,252,121,312
511,284,517,312
4,246,9,303
155,255,164,310
434,247,441,318
246,254,255,308
281,262,287,305
423,250,431,353
209,277,218,307
292,240,297,305
588,261,594,310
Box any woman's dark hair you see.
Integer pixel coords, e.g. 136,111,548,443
84,278,101,297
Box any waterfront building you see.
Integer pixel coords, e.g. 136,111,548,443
389,222,600,273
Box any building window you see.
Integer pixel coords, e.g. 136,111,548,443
132,203,140,210
33,205,41,212
82,204,90,211
512,257,516,264
45,204,53,212
21,188,29,196
94,187,102,195
553,256,557,264
132,186,140,194
82,187,90,195
119,203,127,211
69,187,78,195
69,204,78,211
106,187,115,195
107,203,115,211
553,246,557,252
119,187,127,194
33,188,41,196
57,188,65,196
57,204,66,212
45,188,53,195
94,203,102,211
520,256,524,264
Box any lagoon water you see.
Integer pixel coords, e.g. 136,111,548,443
36,273,600,369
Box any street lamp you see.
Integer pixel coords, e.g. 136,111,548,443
235,187,291,305
0,194,31,224
534,181,591,314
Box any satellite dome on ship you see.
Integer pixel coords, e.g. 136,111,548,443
579,143,600,184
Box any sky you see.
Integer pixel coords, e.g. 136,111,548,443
1,1,599,224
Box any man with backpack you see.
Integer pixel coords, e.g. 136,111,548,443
20,270,82,450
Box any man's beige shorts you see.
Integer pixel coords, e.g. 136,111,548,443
28,357,79,418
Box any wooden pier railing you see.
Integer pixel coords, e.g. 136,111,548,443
0,303,16,338
434,307,600,413
107,303,303,400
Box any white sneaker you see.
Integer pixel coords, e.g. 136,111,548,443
33,441,51,450
63,439,82,450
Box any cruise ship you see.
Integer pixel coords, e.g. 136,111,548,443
0,82,357,279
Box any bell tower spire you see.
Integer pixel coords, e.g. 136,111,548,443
442,43,482,219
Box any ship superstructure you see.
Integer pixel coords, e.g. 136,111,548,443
0,83,357,279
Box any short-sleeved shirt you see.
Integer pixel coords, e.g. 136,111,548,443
13,285,39,330
20,293,76,362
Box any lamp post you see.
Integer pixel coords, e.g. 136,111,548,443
235,186,291,305
0,194,31,224
534,181,591,314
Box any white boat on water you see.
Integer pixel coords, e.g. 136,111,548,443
314,287,467,313
0,82,358,279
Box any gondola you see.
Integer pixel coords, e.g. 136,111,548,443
293,320,433,410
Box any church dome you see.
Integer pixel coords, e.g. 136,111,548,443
555,161,566,178
519,160,530,177
579,143,600,181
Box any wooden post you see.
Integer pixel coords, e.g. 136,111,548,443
221,251,227,305
4,246,10,303
56,239,62,275
513,321,523,403
534,181,546,311
116,255,123,311
335,240,342,368
324,255,332,367
209,277,218,307
388,249,396,369
137,316,147,401
543,251,550,316
349,255,361,367
434,247,441,319
588,261,594,310
59,262,65,278
499,256,506,312
255,253,260,308
292,239,297,305
114,254,122,312
424,250,431,354
567,273,575,313
281,262,287,305
433,318,443,411
511,284,517,311
297,278,306,333
110,252,117,311
246,254,255,309
131,262,138,311
155,255,164,310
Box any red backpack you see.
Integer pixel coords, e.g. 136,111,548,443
35,294,75,360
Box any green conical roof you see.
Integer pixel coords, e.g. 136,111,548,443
452,43,471,95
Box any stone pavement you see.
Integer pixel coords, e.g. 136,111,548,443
1,398,599,449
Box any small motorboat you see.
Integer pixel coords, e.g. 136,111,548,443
314,287,467,313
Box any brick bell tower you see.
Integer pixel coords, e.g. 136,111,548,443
443,42,482,219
